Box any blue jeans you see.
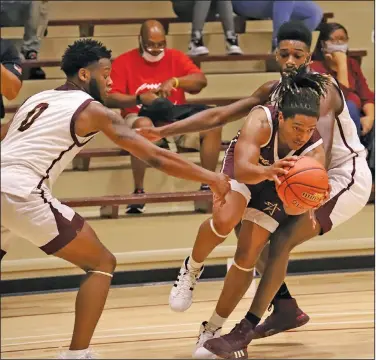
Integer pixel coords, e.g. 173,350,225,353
346,100,362,136
232,1,323,49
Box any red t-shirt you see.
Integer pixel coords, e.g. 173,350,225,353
310,58,375,110
110,48,203,117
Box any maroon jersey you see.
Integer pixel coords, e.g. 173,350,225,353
221,104,322,180
221,105,323,229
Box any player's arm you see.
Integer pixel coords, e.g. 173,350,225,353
137,80,278,141
1,118,13,141
1,40,23,100
234,108,296,184
75,102,230,198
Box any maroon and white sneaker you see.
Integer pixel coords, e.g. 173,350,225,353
253,298,310,339
203,318,254,360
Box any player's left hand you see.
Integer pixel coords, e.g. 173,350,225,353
157,78,177,98
308,183,331,228
308,209,317,229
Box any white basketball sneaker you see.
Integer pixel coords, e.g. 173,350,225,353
169,257,204,312
192,321,222,359
58,348,96,359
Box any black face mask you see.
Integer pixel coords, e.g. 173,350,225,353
88,77,103,104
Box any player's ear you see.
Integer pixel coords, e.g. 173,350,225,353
278,111,284,124
305,53,312,66
78,68,90,83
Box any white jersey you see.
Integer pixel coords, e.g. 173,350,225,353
270,76,366,170
1,86,98,198
318,83,367,169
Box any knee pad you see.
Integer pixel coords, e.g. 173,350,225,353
209,218,231,238
233,259,254,273
87,270,113,278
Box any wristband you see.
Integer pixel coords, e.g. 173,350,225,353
172,77,179,88
136,94,142,105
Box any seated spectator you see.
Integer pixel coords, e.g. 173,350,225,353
106,19,222,214
310,22,375,177
171,0,243,56
232,0,322,51
0,0,49,79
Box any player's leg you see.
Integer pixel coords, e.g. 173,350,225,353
53,222,116,353
204,156,373,357
1,190,116,359
193,220,270,359
236,223,306,339
202,213,318,360
169,181,250,312
252,156,373,338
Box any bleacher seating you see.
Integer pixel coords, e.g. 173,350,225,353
45,12,334,37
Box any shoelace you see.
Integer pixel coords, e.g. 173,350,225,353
197,323,221,345
226,36,239,46
221,321,249,345
191,37,204,47
175,269,199,298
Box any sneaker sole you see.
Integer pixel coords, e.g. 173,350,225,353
203,343,248,360
253,314,310,339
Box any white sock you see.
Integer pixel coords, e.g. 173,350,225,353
207,311,227,330
62,349,89,359
188,254,204,271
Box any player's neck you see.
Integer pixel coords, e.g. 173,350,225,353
66,79,86,93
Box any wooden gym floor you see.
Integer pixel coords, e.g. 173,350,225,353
1,271,374,359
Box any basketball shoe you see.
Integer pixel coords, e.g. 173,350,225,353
169,257,204,312
253,298,310,339
203,318,254,360
58,348,96,359
192,321,222,359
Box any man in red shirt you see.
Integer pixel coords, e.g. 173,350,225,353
106,19,222,214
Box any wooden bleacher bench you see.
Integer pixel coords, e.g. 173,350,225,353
20,50,367,72
62,190,213,218
46,13,334,37
72,141,231,171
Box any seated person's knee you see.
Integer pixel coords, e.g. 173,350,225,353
132,116,153,129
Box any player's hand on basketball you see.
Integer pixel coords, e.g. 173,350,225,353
209,173,231,206
157,78,176,98
309,209,317,229
267,156,299,185
135,127,163,142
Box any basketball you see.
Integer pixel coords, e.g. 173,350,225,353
276,156,329,211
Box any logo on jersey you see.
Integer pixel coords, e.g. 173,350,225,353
301,192,324,202
263,201,280,216
259,155,270,166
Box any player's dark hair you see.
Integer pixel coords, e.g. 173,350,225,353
272,65,330,119
277,20,312,48
312,22,349,61
61,39,112,77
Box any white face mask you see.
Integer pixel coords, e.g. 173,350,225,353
324,42,348,54
140,38,165,63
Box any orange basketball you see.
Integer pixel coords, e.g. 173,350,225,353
276,156,329,212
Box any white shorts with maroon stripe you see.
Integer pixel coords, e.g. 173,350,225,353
316,155,372,234
1,184,84,255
